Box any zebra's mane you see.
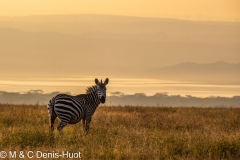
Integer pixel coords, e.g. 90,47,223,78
85,85,98,94
75,94,86,98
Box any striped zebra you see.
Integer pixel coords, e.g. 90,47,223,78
47,78,109,135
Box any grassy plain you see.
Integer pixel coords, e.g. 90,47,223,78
0,104,240,159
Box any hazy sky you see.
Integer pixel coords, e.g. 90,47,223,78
0,0,239,21
0,1,239,98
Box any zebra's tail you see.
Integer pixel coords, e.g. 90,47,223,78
47,97,57,132
47,98,55,118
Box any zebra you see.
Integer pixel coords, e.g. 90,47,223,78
47,78,109,135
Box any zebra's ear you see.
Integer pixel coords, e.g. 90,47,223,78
95,78,100,86
104,78,109,85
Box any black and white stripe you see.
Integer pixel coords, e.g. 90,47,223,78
47,78,109,135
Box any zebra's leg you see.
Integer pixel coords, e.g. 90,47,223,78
82,118,86,133
85,123,89,135
82,106,86,134
84,118,91,135
57,120,69,137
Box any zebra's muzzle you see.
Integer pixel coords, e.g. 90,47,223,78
100,96,106,103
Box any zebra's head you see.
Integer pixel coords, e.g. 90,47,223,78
95,78,109,104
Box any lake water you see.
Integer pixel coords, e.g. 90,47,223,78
0,77,239,97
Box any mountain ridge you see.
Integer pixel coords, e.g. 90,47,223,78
161,61,240,70
1,14,239,23
1,14,239,34
155,61,240,83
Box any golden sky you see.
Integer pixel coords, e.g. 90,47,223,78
0,0,239,21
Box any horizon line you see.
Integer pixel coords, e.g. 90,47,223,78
0,13,239,23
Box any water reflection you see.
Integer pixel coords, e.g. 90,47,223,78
0,77,239,97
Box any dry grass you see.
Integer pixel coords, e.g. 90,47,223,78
0,104,240,159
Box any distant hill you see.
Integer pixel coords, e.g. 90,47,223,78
154,61,240,83
1,14,239,35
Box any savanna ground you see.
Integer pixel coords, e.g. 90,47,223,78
0,104,240,159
